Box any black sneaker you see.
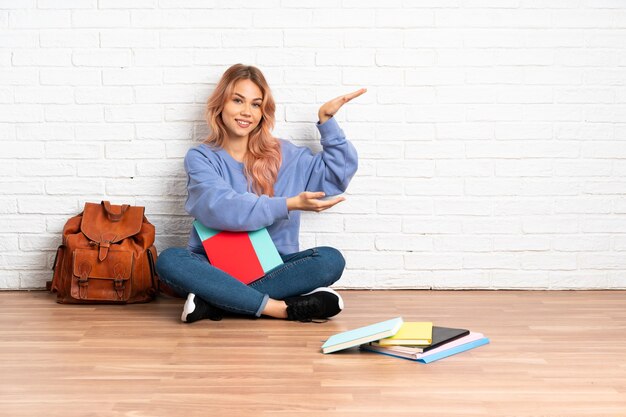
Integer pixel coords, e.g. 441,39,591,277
284,287,344,322
181,293,224,323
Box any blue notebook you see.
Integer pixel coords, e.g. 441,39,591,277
417,337,489,363
321,317,404,354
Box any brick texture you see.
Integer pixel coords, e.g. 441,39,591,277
1,3,625,289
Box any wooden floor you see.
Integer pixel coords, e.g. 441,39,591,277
1,290,625,417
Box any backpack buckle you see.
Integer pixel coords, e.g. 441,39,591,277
76,263,91,299
113,263,126,299
97,233,117,261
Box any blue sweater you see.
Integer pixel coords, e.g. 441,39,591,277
184,117,358,255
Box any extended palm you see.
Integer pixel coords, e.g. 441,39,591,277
286,192,344,213
318,88,367,124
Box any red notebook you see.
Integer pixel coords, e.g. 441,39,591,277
193,220,284,285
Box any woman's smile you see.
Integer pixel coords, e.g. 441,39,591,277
235,119,252,128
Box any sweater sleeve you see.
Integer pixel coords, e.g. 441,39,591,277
303,116,359,195
184,148,289,232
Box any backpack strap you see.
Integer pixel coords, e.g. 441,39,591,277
102,201,130,222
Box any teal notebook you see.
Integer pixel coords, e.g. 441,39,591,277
321,317,404,354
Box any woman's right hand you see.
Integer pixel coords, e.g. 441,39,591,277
287,191,345,212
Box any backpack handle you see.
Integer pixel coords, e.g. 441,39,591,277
101,201,130,222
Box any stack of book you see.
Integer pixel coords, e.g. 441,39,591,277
321,317,489,363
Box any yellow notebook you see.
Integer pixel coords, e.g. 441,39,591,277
375,322,433,346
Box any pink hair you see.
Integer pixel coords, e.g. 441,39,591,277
205,64,282,197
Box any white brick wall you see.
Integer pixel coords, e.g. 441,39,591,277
1,2,626,290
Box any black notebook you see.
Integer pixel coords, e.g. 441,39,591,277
371,326,469,353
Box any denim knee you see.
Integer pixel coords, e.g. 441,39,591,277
155,247,187,279
316,246,346,286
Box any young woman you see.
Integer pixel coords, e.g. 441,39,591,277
156,64,365,323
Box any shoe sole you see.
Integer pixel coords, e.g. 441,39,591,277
181,293,196,322
300,287,344,311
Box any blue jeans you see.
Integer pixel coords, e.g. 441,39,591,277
155,246,346,317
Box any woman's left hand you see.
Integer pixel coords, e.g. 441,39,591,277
318,88,367,124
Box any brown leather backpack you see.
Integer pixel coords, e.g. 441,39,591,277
48,201,159,304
